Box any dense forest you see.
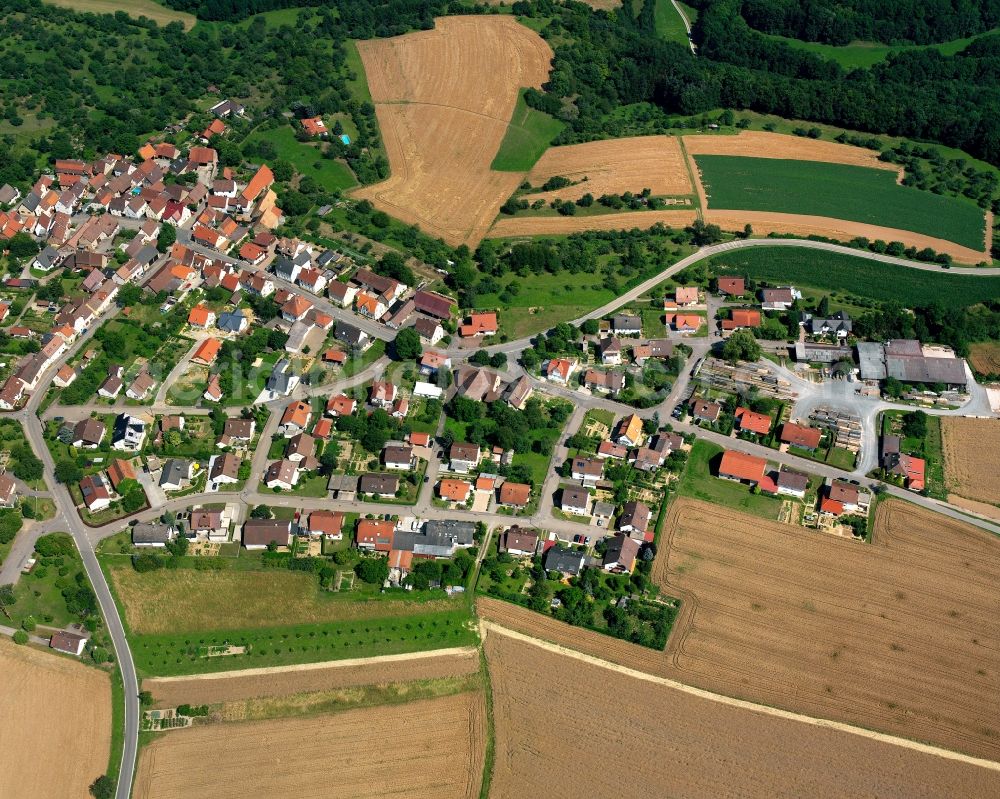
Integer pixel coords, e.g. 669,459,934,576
732,0,1000,45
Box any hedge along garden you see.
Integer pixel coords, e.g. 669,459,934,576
695,155,986,250
131,608,477,677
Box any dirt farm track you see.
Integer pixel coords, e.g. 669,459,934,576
0,639,111,799
485,630,1000,799
134,691,486,799
143,647,479,708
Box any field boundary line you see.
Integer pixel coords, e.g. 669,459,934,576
481,621,1000,773
147,646,479,683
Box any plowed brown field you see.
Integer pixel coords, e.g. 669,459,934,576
521,136,692,202
0,639,111,799
703,210,987,263
134,691,486,799
941,417,1000,504
352,16,552,246
145,647,479,708
682,130,901,173
485,629,1000,798
653,497,1000,760
488,208,697,238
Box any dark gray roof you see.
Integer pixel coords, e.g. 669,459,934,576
132,522,173,544
273,256,296,280
335,321,367,347
777,468,809,492
545,547,585,575
160,459,192,487
217,311,245,332
359,473,398,494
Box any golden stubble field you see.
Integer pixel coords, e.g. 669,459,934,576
969,341,1000,375
109,566,457,634
653,497,1000,761
134,691,486,799
682,130,902,172
941,417,1000,504
353,16,553,246
484,629,1000,799
0,639,111,799
521,135,693,202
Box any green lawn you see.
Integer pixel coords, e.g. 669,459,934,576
678,440,782,520
491,90,565,172
708,246,1000,309
653,0,690,47
129,608,477,676
766,30,997,70
243,125,357,192
695,155,985,250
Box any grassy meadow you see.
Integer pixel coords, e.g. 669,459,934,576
492,90,565,172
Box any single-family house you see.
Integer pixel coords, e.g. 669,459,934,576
242,519,292,550
560,485,590,516
603,534,640,573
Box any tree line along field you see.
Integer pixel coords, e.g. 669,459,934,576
652,498,1000,762
694,155,987,252
484,629,1000,799
134,690,486,799
707,246,1000,308
0,638,111,799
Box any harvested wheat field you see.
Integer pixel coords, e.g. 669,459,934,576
488,208,697,238
653,497,1000,760
485,629,1000,799
134,691,486,799
521,135,692,202
941,417,1000,504
683,130,901,173
484,0,620,7
969,342,1000,375
353,16,553,246
144,647,479,708
0,638,111,799
704,210,987,263
109,566,458,634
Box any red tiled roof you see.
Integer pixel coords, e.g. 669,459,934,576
780,422,823,449
191,338,221,364
735,406,771,435
718,450,766,483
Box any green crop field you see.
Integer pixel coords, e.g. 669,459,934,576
695,155,985,250
708,246,1000,309
491,90,565,172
